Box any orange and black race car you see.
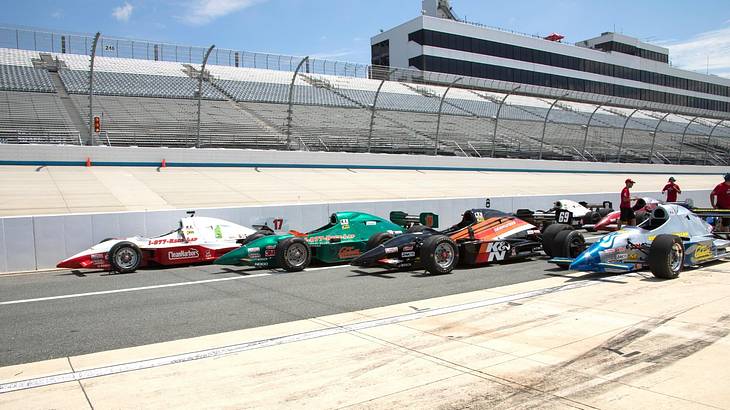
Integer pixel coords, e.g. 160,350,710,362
351,209,542,274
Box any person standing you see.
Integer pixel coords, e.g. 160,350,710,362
662,177,681,202
618,178,637,229
710,173,730,231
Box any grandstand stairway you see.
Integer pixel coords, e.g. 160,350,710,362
46,70,88,142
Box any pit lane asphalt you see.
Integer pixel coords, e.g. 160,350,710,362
0,253,599,367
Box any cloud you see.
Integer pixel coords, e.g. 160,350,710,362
662,25,730,78
112,2,134,22
179,0,265,25
51,10,63,19
309,49,358,60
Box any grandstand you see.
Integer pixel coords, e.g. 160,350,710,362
0,27,728,165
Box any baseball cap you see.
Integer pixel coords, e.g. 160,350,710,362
668,177,676,182
625,178,635,184
724,173,730,181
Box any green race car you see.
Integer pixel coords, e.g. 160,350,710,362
214,211,412,271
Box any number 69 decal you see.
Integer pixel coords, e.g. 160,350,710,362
556,210,572,224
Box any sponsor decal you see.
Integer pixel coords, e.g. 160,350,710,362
695,245,712,260
385,247,398,254
307,234,355,244
493,220,517,232
338,247,361,259
649,232,688,241
266,245,276,250
248,252,261,258
264,250,276,257
474,211,485,222
149,238,193,245
214,225,223,239
204,250,212,259
168,249,200,260
401,251,416,258
485,241,511,262
340,219,350,230
366,221,376,226
424,214,435,227
403,245,414,252
248,247,260,253
626,253,639,261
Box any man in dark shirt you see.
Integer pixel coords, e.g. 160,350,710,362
662,177,681,202
618,178,636,229
710,173,730,231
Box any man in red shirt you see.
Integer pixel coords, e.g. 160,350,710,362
618,178,636,229
710,173,730,231
662,177,681,202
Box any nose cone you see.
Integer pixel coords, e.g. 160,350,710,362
350,245,387,267
568,248,599,272
214,246,248,266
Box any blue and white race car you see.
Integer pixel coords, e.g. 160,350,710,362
547,204,730,279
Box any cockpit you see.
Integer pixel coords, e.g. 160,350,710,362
640,207,670,230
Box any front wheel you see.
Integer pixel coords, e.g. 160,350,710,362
420,235,458,275
648,235,684,279
275,237,311,272
108,241,142,273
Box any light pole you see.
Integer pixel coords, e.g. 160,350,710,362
196,44,215,148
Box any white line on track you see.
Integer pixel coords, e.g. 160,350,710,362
0,264,350,306
0,273,271,306
0,279,600,394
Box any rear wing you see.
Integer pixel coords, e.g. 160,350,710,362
389,211,439,228
577,201,613,210
691,208,730,218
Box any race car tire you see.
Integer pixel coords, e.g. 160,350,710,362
648,235,684,279
108,241,142,274
635,210,648,224
366,232,394,251
99,237,116,244
552,230,586,269
542,223,572,257
420,235,459,275
407,224,428,233
598,208,612,217
275,237,311,272
582,211,601,225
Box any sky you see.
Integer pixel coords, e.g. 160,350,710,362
2,0,730,77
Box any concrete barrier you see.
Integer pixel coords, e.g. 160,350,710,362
0,144,726,174
0,190,711,273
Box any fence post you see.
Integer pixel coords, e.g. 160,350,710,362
648,111,672,164
677,116,699,164
435,77,462,156
704,119,726,165
286,56,310,150
368,77,389,153
581,102,608,158
538,93,568,160
492,85,520,157
196,44,215,148
617,109,641,163
88,32,101,145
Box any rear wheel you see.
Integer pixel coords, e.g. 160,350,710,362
648,235,684,279
598,208,612,217
275,237,311,272
582,211,601,225
240,229,274,245
551,230,586,269
542,223,572,257
366,232,394,251
420,235,458,275
407,224,428,233
108,241,142,273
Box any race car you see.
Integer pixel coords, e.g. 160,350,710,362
214,211,412,271
547,204,730,279
57,214,272,273
584,197,662,232
514,199,613,230
350,209,542,275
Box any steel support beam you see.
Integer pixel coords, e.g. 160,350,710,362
434,77,462,156
367,77,389,153
286,56,309,150
196,44,215,148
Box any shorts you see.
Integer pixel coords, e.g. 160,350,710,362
620,207,635,221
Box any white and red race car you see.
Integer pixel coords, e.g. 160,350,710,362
57,215,271,273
